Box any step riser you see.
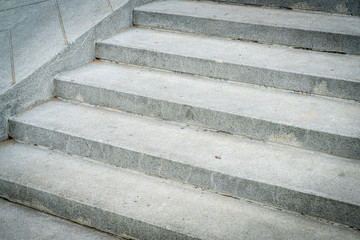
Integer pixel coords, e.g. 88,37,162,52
0,180,192,240
55,79,360,159
9,120,360,228
202,0,360,16
134,11,360,55
96,42,360,102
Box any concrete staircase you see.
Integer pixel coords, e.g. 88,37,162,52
1,0,360,239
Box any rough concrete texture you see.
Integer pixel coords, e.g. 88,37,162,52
109,0,132,10
1,141,360,239
135,0,360,54
11,0,65,82
8,100,360,227
201,0,360,16
0,0,152,142
0,30,12,94
57,0,112,43
0,1,62,93
55,61,360,159
97,28,360,101
0,0,45,11
0,198,120,240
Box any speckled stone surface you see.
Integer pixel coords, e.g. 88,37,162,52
135,0,360,54
97,28,360,101
55,61,360,159
8,100,360,227
0,0,152,142
0,30,12,94
1,141,360,239
2,1,360,237
200,0,360,16
0,198,119,240
57,0,112,43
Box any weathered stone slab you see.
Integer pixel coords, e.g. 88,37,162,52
11,0,65,82
97,28,360,101
135,0,360,54
0,2,42,31
55,61,360,159
0,0,152,142
57,0,112,43
1,141,360,239
8,101,360,227
202,0,360,16
0,198,119,240
108,0,128,10
109,0,151,11
0,0,44,11
0,30,12,94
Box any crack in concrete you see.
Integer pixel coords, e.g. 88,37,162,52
8,29,15,85
106,0,114,12
55,0,68,45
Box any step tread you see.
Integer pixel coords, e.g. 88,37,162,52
9,100,360,206
99,28,360,83
193,0,360,16
57,61,360,139
0,198,117,240
135,0,360,36
1,141,360,240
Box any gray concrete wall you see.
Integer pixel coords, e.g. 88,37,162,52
0,0,151,142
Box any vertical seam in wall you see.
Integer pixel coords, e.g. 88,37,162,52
8,29,15,85
106,0,114,12
55,0,68,45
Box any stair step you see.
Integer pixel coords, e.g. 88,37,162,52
55,61,360,159
96,27,360,101
0,198,118,240
134,0,360,54
1,141,360,239
199,0,360,16
8,100,360,227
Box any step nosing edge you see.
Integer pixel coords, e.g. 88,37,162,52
0,177,194,239
97,40,358,83
135,9,360,37
9,118,359,207
54,78,359,139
